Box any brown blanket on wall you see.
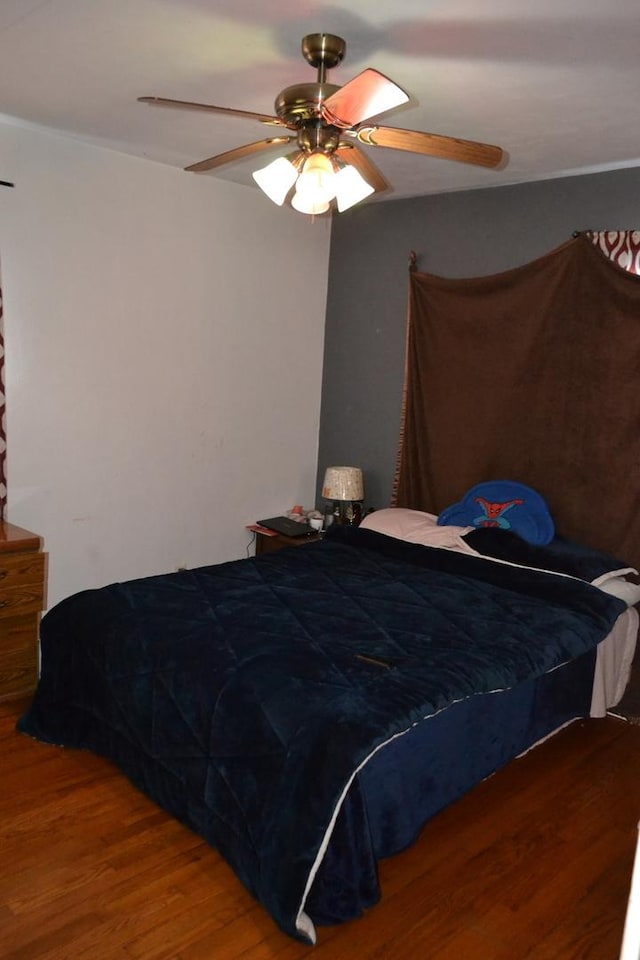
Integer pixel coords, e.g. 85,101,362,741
394,235,640,573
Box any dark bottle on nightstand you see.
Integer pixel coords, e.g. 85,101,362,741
340,501,363,525
351,502,363,525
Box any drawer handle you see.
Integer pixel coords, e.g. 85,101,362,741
0,600,7,607
0,571,6,580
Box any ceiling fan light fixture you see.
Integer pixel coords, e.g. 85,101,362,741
252,156,299,205
333,164,375,212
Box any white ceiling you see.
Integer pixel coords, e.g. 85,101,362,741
2,0,640,203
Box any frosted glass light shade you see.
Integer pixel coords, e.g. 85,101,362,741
252,157,298,206
322,466,364,501
334,164,375,212
291,190,330,215
295,152,336,205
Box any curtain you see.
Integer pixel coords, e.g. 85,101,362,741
393,235,640,572
586,230,640,275
0,281,5,520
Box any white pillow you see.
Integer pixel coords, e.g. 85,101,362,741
360,508,474,549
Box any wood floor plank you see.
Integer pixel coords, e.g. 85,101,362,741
2,699,639,960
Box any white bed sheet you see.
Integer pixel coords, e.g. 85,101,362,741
591,606,638,717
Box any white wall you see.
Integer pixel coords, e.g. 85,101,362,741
0,120,330,608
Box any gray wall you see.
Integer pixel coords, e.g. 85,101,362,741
317,166,640,511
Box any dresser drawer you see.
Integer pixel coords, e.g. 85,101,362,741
0,613,39,699
0,552,46,618
0,550,45,586
0,524,46,701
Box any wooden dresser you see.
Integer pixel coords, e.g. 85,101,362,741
0,522,46,702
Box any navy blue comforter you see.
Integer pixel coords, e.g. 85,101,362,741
18,525,626,941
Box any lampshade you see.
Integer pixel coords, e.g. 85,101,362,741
251,156,299,206
333,164,375,212
291,191,330,215
322,466,364,502
295,152,335,205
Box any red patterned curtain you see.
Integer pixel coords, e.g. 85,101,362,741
0,282,5,520
586,230,640,275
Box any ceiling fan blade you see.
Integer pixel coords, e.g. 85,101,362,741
185,137,294,173
138,96,283,126
355,125,504,168
336,143,389,194
321,69,409,129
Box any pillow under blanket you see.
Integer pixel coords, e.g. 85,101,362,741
464,527,636,585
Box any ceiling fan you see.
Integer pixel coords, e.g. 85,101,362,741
138,34,504,216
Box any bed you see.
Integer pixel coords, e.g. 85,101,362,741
18,509,638,944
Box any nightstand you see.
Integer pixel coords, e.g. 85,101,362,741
0,522,47,702
254,531,322,556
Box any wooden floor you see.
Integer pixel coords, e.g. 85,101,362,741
1,698,639,960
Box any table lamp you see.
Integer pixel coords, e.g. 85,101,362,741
322,466,364,526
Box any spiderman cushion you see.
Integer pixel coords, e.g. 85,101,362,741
437,481,555,546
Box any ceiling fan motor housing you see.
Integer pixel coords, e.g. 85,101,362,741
297,120,341,155
275,82,340,125
274,34,346,126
